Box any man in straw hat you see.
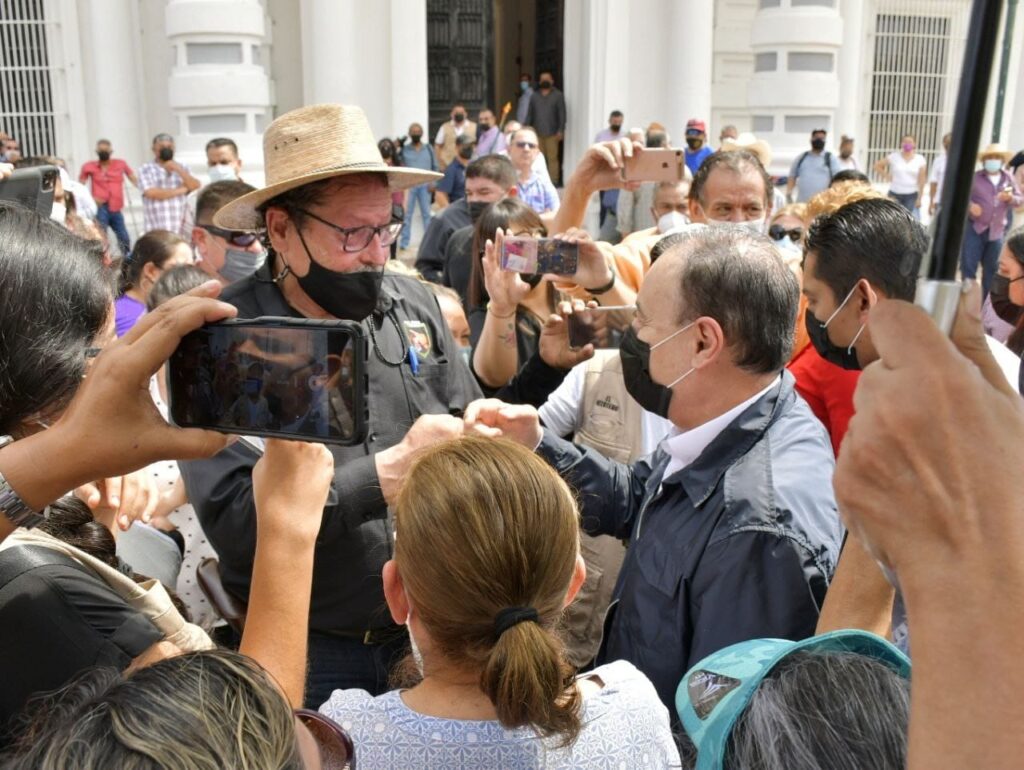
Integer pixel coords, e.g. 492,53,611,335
961,143,1024,297
180,104,590,707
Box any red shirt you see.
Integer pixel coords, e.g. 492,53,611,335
787,342,860,456
79,158,134,212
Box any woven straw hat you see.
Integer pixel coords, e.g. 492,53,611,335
721,132,773,168
215,104,442,230
977,143,1012,163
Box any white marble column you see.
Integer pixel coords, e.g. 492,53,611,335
300,0,428,137
165,0,271,182
667,0,713,136
836,0,866,148
73,0,147,169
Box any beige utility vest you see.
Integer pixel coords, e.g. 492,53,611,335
575,349,645,464
437,120,477,168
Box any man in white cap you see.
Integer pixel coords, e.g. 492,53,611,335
180,103,587,707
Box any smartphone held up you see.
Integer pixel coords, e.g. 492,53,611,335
500,236,580,276
167,317,368,446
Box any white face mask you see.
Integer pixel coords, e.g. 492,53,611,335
207,163,239,183
657,211,688,234
407,610,424,676
707,216,765,235
50,202,66,222
773,235,802,255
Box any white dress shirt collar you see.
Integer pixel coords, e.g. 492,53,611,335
661,376,781,479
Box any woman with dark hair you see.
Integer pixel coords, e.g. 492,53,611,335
988,229,1024,388
467,198,556,389
468,199,609,390
115,229,193,337
0,203,340,752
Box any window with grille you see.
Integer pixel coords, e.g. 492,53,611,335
866,7,967,183
0,0,56,158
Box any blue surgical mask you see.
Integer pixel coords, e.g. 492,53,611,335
984,159,1003,174
208,163,239,183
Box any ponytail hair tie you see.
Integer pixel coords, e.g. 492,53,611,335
494,606,539,638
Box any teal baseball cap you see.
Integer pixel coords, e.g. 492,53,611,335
676,630,911,770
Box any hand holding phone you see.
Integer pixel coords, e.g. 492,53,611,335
0,165,57,217
567,305,636,349
621,148,685,183
168,317,368,446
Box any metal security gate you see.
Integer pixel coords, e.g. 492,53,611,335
426,0,493,138
866,0,971,180
0,0,56,158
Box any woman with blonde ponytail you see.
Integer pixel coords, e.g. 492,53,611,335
320,436,680,768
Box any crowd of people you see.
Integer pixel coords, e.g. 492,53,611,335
1,83,1024,769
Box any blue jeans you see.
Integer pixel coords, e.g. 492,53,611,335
960,226,1002,298
401,184,432,249
888,190,920,220
304,629,410,709
96,203,131,256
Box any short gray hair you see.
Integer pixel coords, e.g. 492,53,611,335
678,651,910,769
668,227,798,374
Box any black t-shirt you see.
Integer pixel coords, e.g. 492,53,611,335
0,545,162,730
414,199,472,283
442,225,475,307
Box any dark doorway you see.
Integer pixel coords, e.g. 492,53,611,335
426,0,493,138
427,0,563,136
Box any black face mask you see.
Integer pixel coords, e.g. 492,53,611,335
468,200,490,223
158,147,174,162
686,137,703,150
409,132,423,143
539,80,553,89
804,308,861,370
619,327,673,418
610,124,622,133
519,273,543,289
97,150,111,162
459,146,474,160
990,273,1024,326
454,112,466,123
292,229,384,321
479,122,491,132
811,138,826,151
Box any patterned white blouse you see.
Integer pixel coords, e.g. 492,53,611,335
319,660,682,769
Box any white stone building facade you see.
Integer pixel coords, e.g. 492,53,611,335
2,0,1022,195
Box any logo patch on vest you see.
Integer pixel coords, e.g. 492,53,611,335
595,395,620,412
402,320,433,360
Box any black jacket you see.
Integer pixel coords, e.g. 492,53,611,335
180,269,482,633
180,268,567,633
536,372,843,710
414,199,471,283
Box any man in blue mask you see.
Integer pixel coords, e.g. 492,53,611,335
464,226,843,715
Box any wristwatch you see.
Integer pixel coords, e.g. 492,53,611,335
0,435,47,529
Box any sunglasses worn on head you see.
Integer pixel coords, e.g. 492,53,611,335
769,224,804,242
294,709,355,769
514,141,538,150
199,224,260,248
